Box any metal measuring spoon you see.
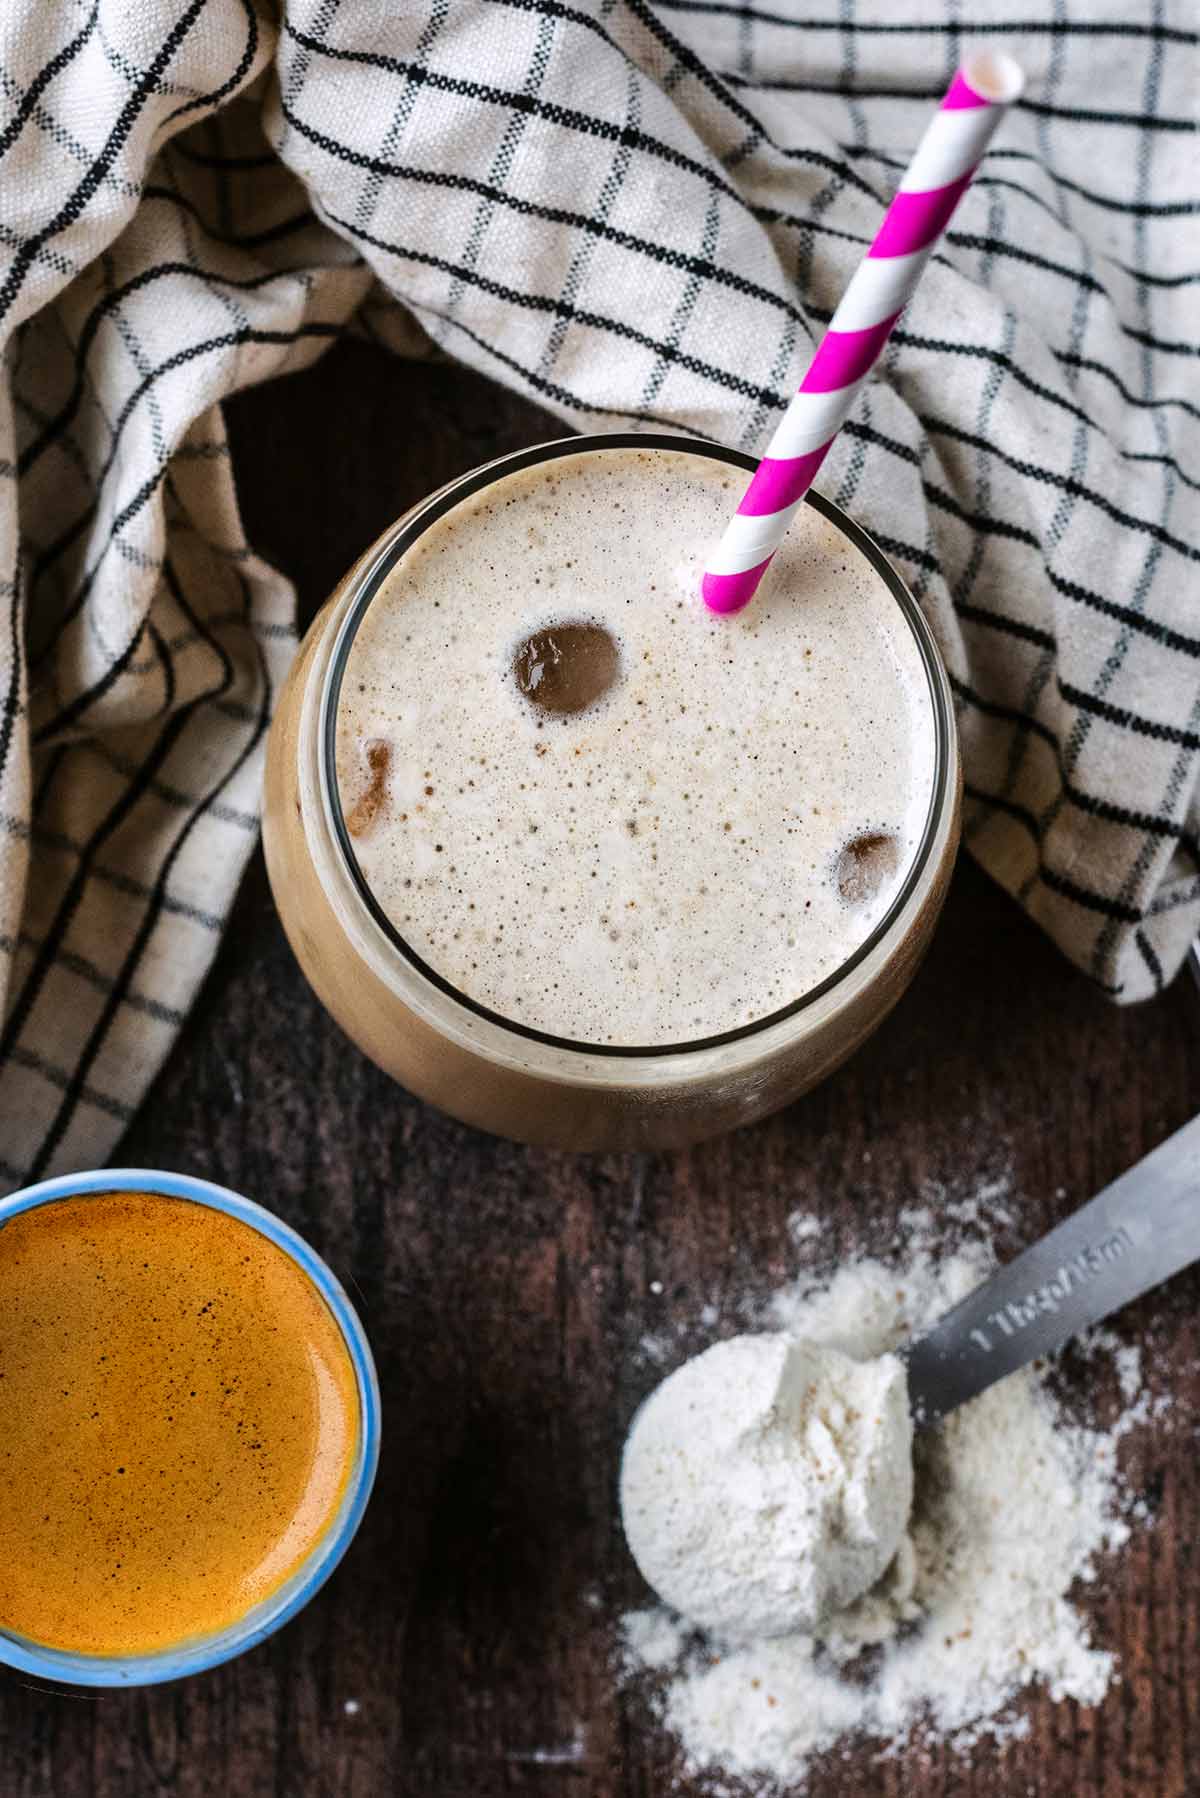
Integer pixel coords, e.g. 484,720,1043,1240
905,1112,1200,1426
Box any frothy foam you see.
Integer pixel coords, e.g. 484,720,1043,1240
334,447,935,1046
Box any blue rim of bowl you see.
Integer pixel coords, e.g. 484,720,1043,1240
0,1168,381,1688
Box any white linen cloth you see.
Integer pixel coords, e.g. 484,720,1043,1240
0,0,1196,1184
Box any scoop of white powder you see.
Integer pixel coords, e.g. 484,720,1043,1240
619,1334,913,1640
618,1194,1160,1793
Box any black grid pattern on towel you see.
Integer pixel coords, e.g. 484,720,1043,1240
0,0,1196,1187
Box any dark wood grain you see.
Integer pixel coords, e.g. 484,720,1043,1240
2,341,1197,1798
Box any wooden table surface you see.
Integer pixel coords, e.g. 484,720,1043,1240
3,342,1198,1798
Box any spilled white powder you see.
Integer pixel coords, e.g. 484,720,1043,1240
619,1202,1156,1791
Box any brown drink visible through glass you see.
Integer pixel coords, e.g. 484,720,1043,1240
262,436,959,1147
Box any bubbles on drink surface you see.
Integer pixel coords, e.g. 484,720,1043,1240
835,830,901,906
512,619,620,717
334,449,937,1043
345,738,391,838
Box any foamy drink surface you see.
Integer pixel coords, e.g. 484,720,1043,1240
335,448,935,1045
0,1192,358,1657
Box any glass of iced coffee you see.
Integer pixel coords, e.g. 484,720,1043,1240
262,434,959,1149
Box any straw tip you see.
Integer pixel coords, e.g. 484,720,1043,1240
701,569,756,615
963,48,1025,106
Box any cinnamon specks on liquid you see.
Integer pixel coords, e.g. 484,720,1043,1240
345,739,391,837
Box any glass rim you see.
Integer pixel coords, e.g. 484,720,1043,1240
0,1167,380,1688
319,431,953,1061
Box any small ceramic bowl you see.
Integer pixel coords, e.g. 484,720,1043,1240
0,1167,381,1687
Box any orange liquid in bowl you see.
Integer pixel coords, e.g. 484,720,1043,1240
0,1192,358,1657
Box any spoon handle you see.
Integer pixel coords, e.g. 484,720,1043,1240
906,1111,1200,1426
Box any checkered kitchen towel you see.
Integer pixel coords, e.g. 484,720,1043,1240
0,2,1196,1185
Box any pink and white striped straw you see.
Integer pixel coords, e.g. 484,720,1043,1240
701,49,1025,615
